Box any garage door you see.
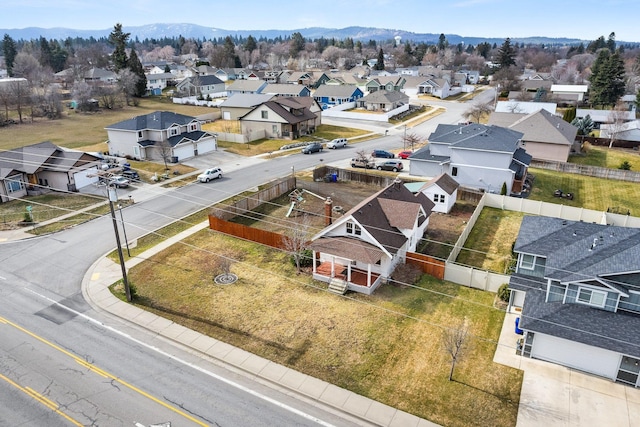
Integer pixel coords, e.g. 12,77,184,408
223,111,231,120
197,137,217,155
172,143,195,162
73,167,99,189
532,333,619,379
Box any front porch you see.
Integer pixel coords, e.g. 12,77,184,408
313,261,383,295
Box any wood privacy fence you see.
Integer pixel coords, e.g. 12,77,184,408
531,160,640,183
210,177,296,220
406,252,445,280
208,215,286,249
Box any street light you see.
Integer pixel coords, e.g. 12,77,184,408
117,203,130,257
108,186,132,302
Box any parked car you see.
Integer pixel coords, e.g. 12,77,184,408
197,167,223,182
350,157,374,169
398,150,413,159
326,138,347,149
371,149,394,158
108,175,130,188
121,169,140,181
376,161,404,172
301,142,323,154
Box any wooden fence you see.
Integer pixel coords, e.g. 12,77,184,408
406,252,445,279
208,215,286,249
210,177,296,220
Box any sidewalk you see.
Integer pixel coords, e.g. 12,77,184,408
82,220,439,427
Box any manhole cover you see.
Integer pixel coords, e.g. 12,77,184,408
214,273,238,285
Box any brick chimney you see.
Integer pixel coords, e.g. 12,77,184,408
324,197,333,226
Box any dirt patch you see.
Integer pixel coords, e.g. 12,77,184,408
419,202,476,259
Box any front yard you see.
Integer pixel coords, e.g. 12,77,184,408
123,230,522,427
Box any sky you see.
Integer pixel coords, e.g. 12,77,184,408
1,0,638,42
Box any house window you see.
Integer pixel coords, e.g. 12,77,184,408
6,175,24,193
439,194,445,203
261,110,268,119
616,356,640,387
577,287,607,308
138,131,143,139
169,127,179,136
189,123,198,132
520,254,535,270
451,167,458,177
346,222,361,236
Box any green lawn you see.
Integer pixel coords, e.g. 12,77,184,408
569,144,640,171
0,193,103,226
115,231,522,427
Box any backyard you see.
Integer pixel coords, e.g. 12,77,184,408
569,143,640,171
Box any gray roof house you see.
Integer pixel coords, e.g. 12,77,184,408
310,180,435,295
239,97,320,140
357,90,409,112
508,216,640,387
176,75,225,97
226,79,268,97
219,93,275,120
410,123,531,195
488,109,578,162
262,83,311,97
105,111,217,162
313,84,364,110
0,141,101,201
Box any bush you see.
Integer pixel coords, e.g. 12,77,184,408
290,249,314,268
497,283,511,302
619,160,632,170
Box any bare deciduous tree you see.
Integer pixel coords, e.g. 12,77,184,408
72,80,93,111
605,102,629,148
463,101,493,124
157,139,173,171
442,319,471,381
282,213,313,274
401,131,422,151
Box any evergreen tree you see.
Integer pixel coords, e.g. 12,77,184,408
438,33,447,51
127,48,147,97
563,107,576,123
244,35,257,52
39,37,53,69
635,88,640,111
374,48,385,70
606,32,616,52
108,23,130,71
589,49,625,107
2,34,17,76
289,32,305,58
496,38,516,69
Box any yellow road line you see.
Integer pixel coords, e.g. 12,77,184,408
0,315,207,426
0,373,83,427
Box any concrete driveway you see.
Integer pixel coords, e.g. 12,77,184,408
495,312,640,426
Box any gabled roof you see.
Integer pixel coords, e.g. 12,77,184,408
427,124,524,154
0,141,99,178
361,90,408,104
106,111,197,131
514,216,640,282
219,93,274,108
507,109,578,145
409,147,450,163
243,99,317,124
192,75,224,86
226,79,266,92
262,83,309,95
313,84,361,98
420,173,459,195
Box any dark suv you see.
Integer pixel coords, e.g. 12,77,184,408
301,142,323,154
377,160,404,172
371,149,394,158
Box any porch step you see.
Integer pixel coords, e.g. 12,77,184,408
328,278,348,295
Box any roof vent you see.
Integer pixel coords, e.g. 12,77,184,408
573,231,577,237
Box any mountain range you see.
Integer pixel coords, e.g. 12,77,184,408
0,23,587,46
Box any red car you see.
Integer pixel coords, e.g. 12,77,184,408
398,150,413,159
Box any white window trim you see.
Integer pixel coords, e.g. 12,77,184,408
169,126,179,136
519,254,535,270
576,286,607,308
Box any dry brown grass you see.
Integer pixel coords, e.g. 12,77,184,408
126,231,521,427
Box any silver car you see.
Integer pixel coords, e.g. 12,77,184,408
326,138,347,149
197,167,223,182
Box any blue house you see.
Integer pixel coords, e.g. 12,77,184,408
313,84,364,110
508,216,640,387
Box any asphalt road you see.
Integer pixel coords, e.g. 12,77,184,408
0,95,476,425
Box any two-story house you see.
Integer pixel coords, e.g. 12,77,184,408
239,97,320,140
310,179,435,295
409,124,531,195
508,216,640,387
175,75,226,98
105,111,217,162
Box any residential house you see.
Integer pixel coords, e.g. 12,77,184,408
226,79,268,97
357,90,409,112
313,84,364,109
105,111,217,162
550,84,588,103
495,101,557,115
488,109,578,162
239,97,320,140
262,83,311,97
576,108,636,129
192,64,217,76
417,173,459,214
176,75,225,97
84,68,117,85
417,78,451,99
219,93,275,120
263,70,284,83
285,71,312,86
508,216,640,387
0,141,101,202
145,72,175,95
600,119,640,142
410,123,531,195
365,76,406,93
309,179,435,295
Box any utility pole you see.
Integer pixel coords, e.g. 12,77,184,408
108,186,131,302
117,203,131,257
403,125,407,150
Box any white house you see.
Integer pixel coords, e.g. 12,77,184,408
417,173,459,214
600,119,640,142
105,111,217,162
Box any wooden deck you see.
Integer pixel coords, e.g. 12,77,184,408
315,262,379,288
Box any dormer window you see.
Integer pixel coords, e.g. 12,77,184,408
189,123,198,132
577,287,607,308
169,127,179,136
346,221,361,236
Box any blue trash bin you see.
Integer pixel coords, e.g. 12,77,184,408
331,173,338,182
